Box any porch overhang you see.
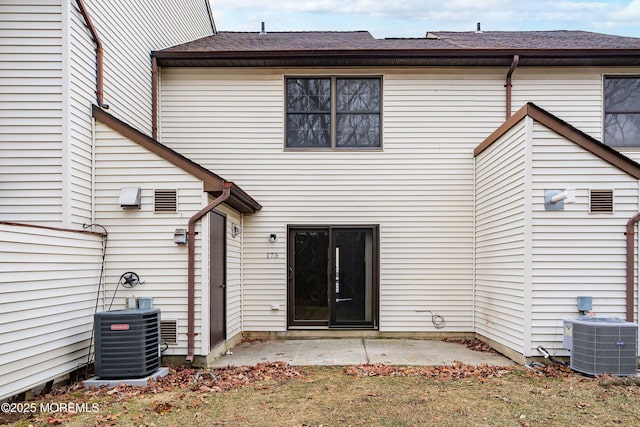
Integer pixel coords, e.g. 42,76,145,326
92,105,261,213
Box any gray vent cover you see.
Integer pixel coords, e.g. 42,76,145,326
570,317,638,376
94,309,160,379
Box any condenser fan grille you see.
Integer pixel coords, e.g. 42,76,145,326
570,318,638,377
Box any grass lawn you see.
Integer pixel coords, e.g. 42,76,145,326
2,362,639,427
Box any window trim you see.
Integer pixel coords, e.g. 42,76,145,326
284,75,383,151
603,74,640,148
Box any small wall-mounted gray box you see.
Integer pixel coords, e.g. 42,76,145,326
577,296,592,312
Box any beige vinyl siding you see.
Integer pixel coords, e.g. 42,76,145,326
529,121,639,357
68,1,95,227
94,121,210,355
0,0,64,224
474,119,528,355
511,67,640,147
75,0,213,135
159,67,508,332
510,68,604,140
215,206,244,341
66,0,213,226
0,223,103,401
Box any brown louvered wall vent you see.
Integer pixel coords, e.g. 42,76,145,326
154,189,177,212
589,189,614,213
161,320,178,345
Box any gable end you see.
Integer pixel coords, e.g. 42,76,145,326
475,103,640,180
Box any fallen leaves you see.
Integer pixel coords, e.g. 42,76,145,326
343,361,512,379
524,364,574,378
442,337,498,353
151,400,173,414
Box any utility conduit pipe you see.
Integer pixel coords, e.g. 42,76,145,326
625,212,640,322
186,182,232,362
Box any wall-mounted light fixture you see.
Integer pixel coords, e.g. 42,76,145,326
174,228,187,244
119,187,141,209
232,223,242,238
269,233,278,242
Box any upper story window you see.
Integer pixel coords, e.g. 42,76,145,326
604,76,640,147
286,77,381,149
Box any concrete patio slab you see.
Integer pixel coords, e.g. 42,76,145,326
209,339,514,367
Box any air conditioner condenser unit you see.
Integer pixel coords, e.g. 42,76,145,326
94,308,161,379
566,317,638,377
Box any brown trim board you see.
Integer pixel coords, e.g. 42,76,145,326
92,105,261,213
474,102,640,180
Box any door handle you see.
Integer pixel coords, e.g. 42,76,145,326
336,297,352,303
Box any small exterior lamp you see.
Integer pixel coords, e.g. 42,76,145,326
174,228,187,244
232,223,242,238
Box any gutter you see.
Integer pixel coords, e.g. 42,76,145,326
625,212,640,322
505,55,519,119
74,0,106,108
186,182,232,362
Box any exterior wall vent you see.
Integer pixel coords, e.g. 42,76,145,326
154,189,177,212
589,189,613,213
161,320,178,345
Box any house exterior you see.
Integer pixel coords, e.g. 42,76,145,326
151,30,640,363
2,7,640,399
0,0,235,401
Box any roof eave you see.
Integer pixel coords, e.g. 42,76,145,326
152,48,640,67
92,105,261,213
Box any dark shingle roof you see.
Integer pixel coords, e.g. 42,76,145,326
428,30,640,49
162,31,381,52
153,30,640,67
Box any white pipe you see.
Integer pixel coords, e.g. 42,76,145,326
550,191,567,203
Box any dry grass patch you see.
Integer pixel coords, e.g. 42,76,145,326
3,362,639,427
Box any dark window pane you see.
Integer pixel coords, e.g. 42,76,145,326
287,78,331,112
604,113,640,147
604,77,640,147
287,113,331,147
336,114,380,147
605,77,640,112
336,79,381,112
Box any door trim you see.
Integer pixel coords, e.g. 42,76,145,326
287,225,379,330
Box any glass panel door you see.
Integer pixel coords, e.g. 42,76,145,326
291,229,329,325
288,226,377,329
331,229,374,327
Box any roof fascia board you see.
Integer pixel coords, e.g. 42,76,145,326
152,48,640,59
475,103,640,180
92,106,262,212
152,48,640,68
